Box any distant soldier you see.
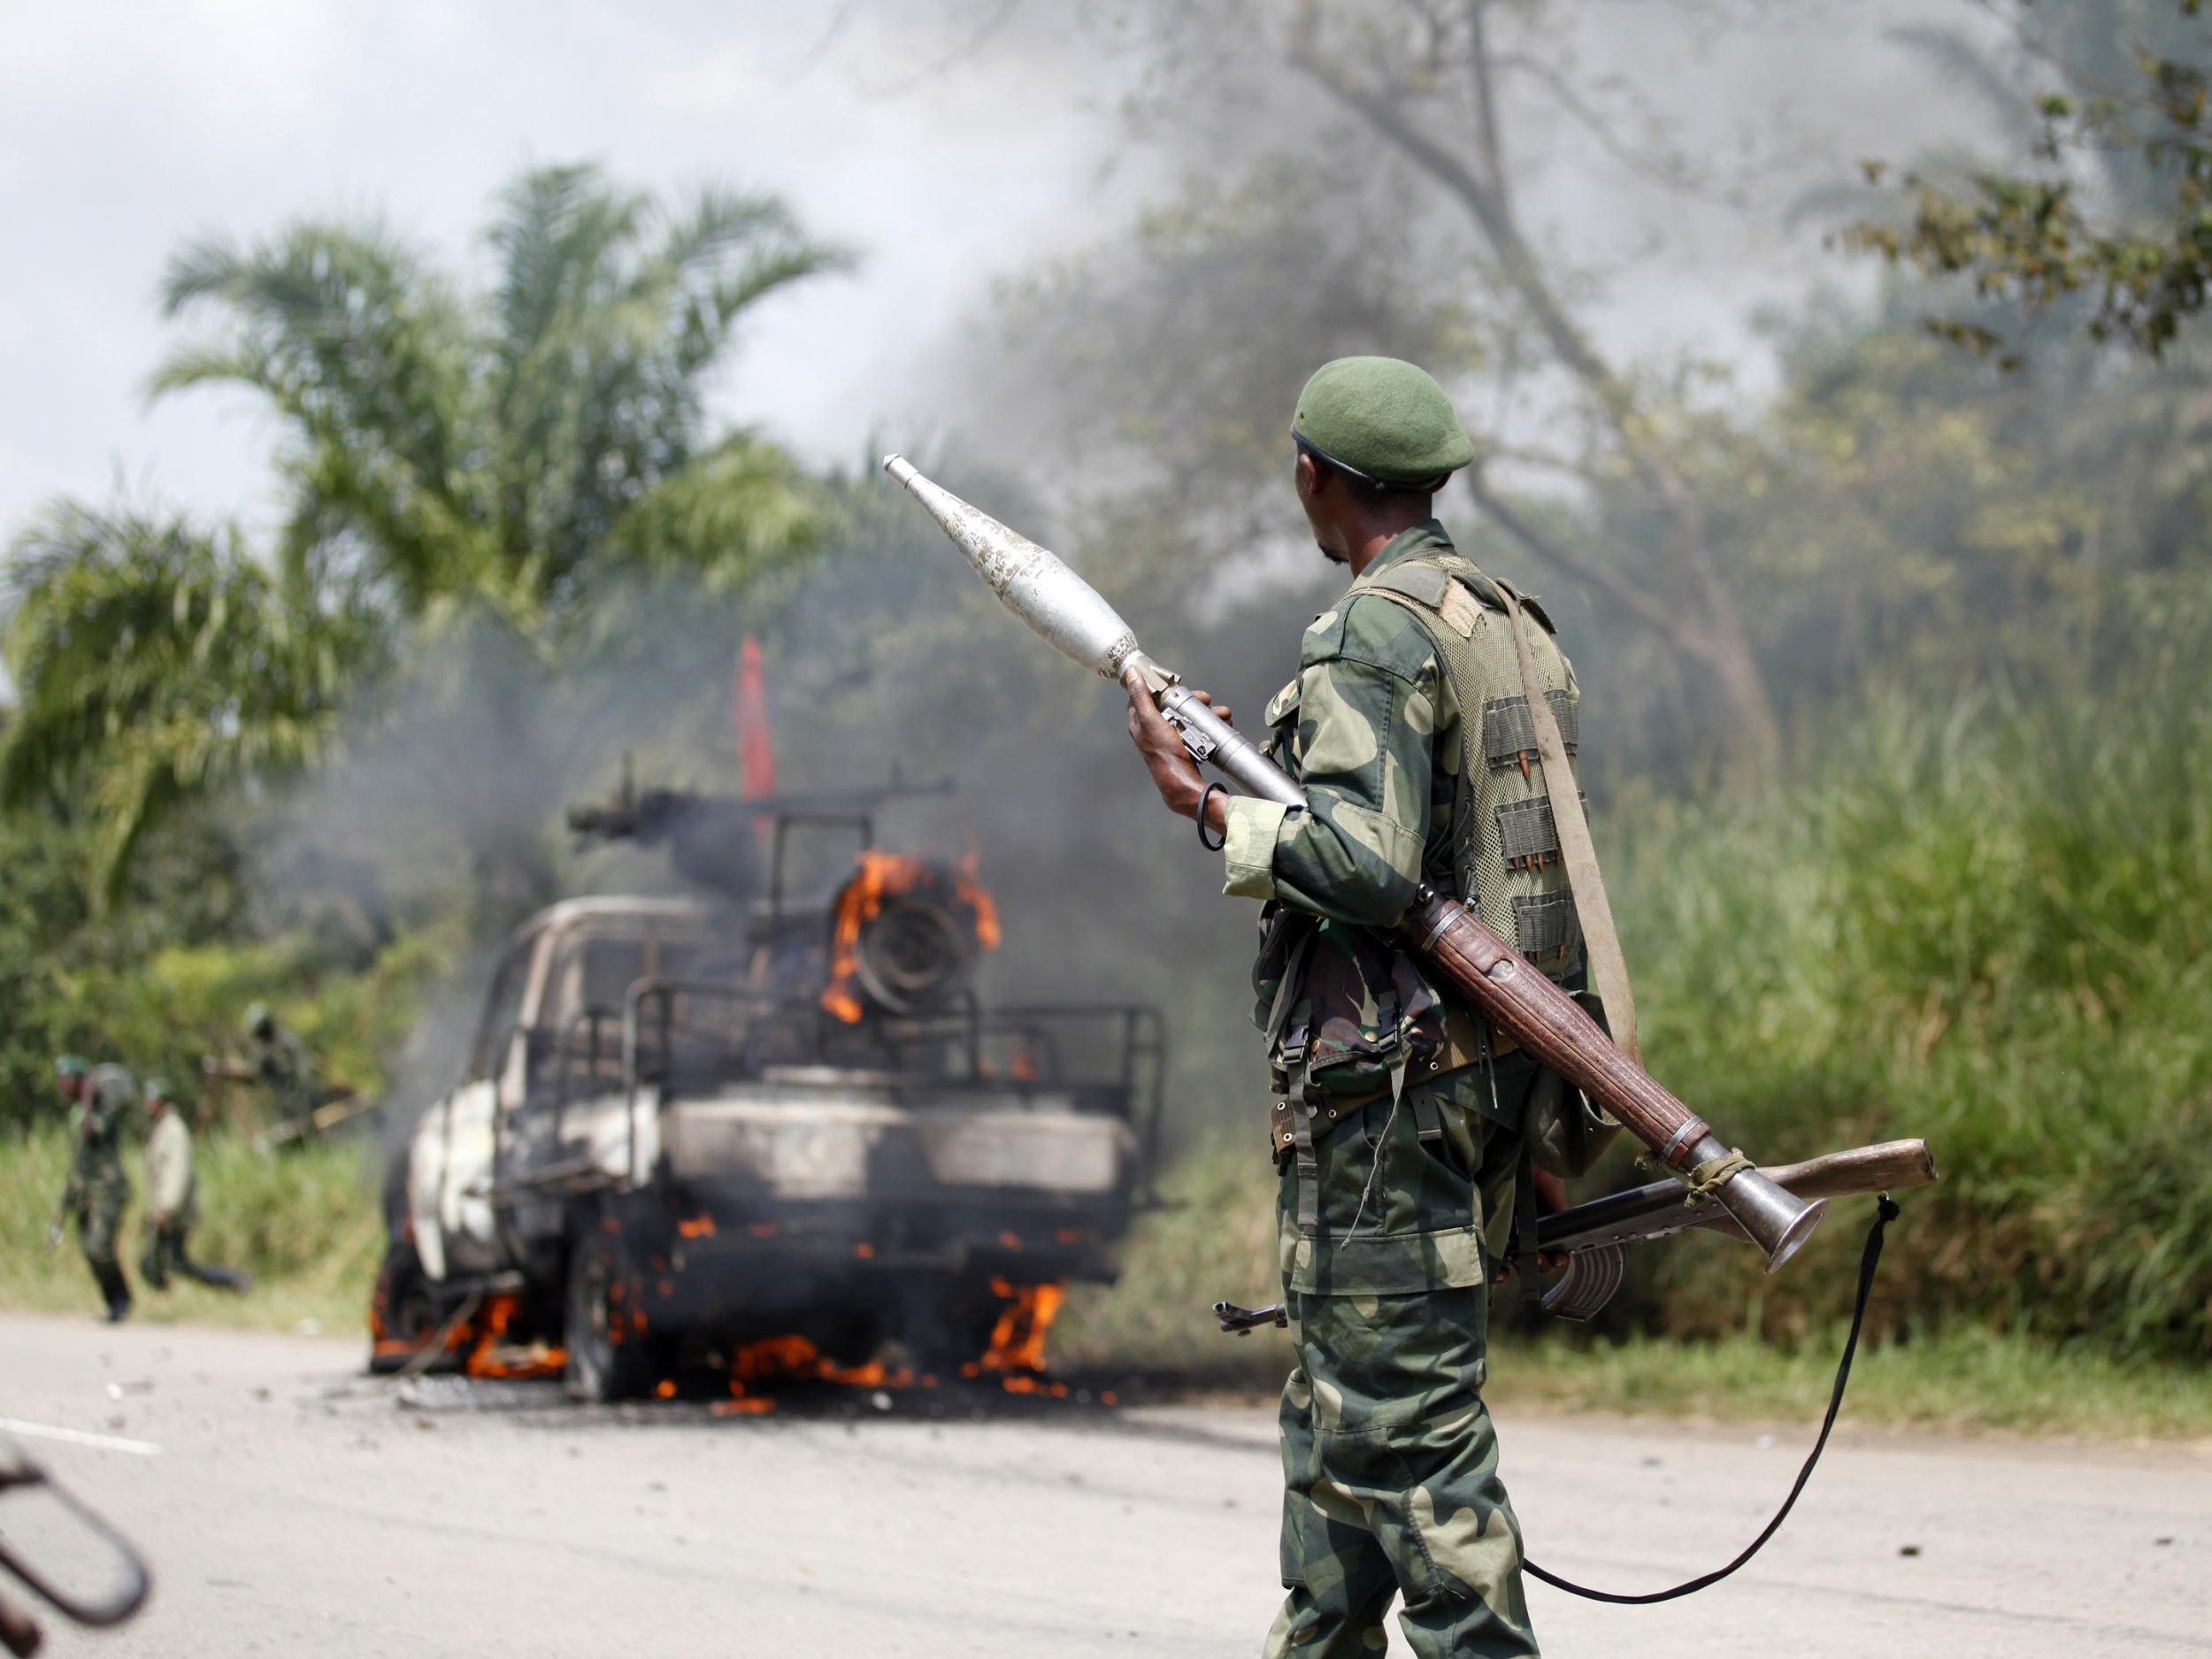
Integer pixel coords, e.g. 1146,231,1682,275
138,1079,250,1294
48,1056,135,1321
242,1002,319,1139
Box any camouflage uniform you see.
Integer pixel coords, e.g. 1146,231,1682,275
244,1006,320,1138
58,1066,137,1318
1223,521,1568,1659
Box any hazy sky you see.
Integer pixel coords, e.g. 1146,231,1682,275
0,1,1161,537
1,1,1987,544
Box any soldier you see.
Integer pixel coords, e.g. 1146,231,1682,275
138,1079,251,1294
241,1002,320,1139
1125,357,1600,1658
48,1056,136,1322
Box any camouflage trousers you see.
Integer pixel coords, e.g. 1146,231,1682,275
141,1218,249,1293
1264,1071,1538,1658
73,1185,126,1269
72,1184,133,1313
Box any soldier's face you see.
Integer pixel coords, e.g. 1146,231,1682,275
1294,451,1352,565
57,1075,82,1103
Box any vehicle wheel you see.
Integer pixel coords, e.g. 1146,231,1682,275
368,1243,442,1374
901,1276,1010,1376
564,1230,655,1402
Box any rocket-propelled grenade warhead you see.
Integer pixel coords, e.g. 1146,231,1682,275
882,454,1302,806
882,455,1143,683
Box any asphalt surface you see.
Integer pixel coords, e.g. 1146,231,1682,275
0,1311,2205,1657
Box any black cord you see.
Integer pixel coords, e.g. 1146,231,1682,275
1196,781,1228,850
1523,1194,1901,1605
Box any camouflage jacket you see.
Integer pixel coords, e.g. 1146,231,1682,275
1222,522,1507,1099
61,1075,134,1212
253,1026,319,1118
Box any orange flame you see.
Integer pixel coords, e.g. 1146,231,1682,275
965,1279,1067,1389
819,849,1002,1024
953,851,1002,951
822,851,928,1023
720,1333,915,1411
459,1293,567,1380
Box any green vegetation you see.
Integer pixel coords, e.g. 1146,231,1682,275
1056,1141,2212,1440
1850,0,2212,362
1,161,844,908
1611,628,2212,1356
0,1125,379,1335
7,11,2212,1434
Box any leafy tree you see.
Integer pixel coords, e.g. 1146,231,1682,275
2,163,849,906
1,499,370,901
151,161,848,632
1847,0,2212,361
987,0,1794,780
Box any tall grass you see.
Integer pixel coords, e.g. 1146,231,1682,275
0,1124,380,1330
1617,658,2212,1355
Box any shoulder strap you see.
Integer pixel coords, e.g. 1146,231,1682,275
1497,582,1641,1065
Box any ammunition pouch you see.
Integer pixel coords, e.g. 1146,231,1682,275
1269,1006,1517,1156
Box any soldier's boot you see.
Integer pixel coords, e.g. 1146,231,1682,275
187,1263,252,1294
93,1260,133,1322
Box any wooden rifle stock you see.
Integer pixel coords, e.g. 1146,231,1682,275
1402,887,1720,1170
1540,1139,1938,1257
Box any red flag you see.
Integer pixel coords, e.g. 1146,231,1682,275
734,636,777,799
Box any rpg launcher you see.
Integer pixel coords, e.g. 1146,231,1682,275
883,453,1834,1274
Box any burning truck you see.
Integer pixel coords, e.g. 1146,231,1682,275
370,773,1164,1403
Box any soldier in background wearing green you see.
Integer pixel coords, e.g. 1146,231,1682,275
1127,357,1610,1658
242,1002,320,1140
139,1079,251,1294
49,1056,136,1322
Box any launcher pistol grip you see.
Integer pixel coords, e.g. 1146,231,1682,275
1212,1299,1290,1335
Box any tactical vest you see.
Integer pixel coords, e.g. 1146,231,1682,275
1360,553,1586,976
1252,551,1580,1117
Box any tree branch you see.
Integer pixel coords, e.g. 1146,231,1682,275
1463,465,1686,646
1467,0,1508,210
1288,16,1641,438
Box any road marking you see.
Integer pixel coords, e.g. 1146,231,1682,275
0,1418,163,1457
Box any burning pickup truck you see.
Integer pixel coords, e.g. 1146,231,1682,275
371,781,1164,1403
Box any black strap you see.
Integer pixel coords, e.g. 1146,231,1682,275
1523,1194,1901,1605
1196,782,1228,851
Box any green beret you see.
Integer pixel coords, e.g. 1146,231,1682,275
1291,356,1473,488
56,1055,89,1077
143,1079,172,1102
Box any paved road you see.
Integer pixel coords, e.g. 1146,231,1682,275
0,1312,2204,1657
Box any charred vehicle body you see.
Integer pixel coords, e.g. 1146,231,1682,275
371,780,1164,1400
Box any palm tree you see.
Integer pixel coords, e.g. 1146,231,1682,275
2,162,850,908
152,161,849,630
0,499,371,902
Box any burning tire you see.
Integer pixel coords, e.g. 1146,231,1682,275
564,1228,659,1403
368,1243,443,1375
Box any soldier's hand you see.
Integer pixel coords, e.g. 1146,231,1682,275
47,1222,64,1248
1123,671,1205,818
